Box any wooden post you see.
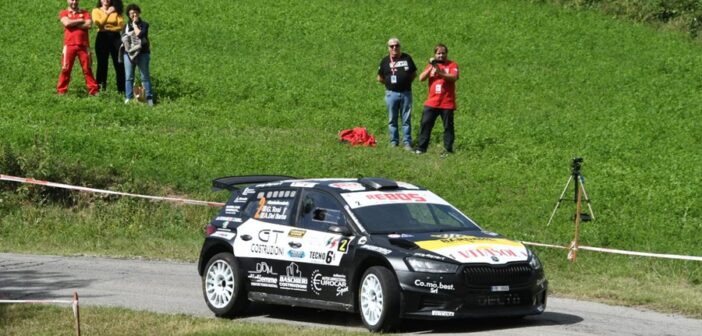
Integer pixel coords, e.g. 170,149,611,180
72,291,81,336
568,183,583,262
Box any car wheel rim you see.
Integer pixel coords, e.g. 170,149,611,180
205,260,235,308
360,273,383,326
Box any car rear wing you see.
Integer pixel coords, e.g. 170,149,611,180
212,175,297,191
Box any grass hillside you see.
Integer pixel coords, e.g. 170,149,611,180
1,0,701,318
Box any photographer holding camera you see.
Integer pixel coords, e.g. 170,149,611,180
415,44,459,155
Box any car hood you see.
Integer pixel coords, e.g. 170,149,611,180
378,231,529,265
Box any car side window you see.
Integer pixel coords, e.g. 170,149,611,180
242,188,298,225
297,190,345,232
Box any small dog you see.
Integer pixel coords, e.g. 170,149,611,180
133,85,146,103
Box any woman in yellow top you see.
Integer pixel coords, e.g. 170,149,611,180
92,0,125,93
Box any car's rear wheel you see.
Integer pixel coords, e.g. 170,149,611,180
202,252,248,317
359,266,401,332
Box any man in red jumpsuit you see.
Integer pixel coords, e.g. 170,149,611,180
57,0,99,96
415,44,459,155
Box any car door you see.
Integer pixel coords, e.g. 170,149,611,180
232,188,299,295
286,189,354,302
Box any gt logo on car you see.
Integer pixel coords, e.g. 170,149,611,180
258,229,284,243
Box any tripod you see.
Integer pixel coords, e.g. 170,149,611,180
546,158,595,261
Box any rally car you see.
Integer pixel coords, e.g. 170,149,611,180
198,176,547,332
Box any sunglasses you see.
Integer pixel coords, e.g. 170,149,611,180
388,44,400,49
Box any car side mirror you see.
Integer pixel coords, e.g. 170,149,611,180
328,225,351,236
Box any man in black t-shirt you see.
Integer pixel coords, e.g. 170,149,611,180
377,37,417,150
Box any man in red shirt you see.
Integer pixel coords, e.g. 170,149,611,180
415,44,459,155
57,0,99,96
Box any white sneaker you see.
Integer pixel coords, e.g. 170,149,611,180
124,99,131,104
147,99,154,107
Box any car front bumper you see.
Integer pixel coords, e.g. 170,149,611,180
395,266,548,319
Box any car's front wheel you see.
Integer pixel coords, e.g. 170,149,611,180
202,252,248,317
358,266,401,332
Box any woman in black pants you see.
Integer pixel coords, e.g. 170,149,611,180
92,0,125,93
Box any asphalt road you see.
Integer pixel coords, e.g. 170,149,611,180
1,252,701,335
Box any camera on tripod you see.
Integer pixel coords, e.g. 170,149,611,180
571,157,583,176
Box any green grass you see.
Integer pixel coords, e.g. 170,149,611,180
0,304,367,336
0,0,700,323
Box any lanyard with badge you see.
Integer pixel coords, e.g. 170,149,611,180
389,56,398,84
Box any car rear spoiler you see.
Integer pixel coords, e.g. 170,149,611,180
212,175,297,191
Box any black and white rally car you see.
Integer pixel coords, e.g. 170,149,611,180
198,176,547,332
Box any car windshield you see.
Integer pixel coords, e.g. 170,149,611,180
352,203,481,234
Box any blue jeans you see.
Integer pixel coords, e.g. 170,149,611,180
123,53,152,100
384,90,412,145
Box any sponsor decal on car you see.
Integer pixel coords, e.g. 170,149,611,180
234,221,351,266
396,181,420,189
341,190,450,209
290,181,317,188
414,279,455,293
477,293,522,306
415,236,528,264
250,243,284,256
224,205,240,215
288,229,306,238
431,310,455,317
279,262,308,292
215,216,237,222
329,182,366,191
388,233,414,239
358,236,368,245
233,196,248,203
241,187,255,195
254,198,291,221
310,270,348,296
255,181,284,188
287,250,305,258
210,231,236,240
358,245,392,255
326,237,351,253
248,262,278,288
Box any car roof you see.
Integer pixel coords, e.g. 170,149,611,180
212,176,426,194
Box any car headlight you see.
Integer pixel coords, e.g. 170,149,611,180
528,250,542,270
405,257,459,273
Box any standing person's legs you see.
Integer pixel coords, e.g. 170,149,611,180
399,91,413,147
385,90,400,146
109,32,126,93
441,109,455,153
416,107,440,153
95,32,109,90
123,54,135,101
137,53,153,105
57,45,77,94
77,46,99,95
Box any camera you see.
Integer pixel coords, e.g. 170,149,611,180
571,157,583,175
430,59,438,66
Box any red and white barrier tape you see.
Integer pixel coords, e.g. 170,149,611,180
2,173,701,262
0,174,225,208
522,241,702,262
